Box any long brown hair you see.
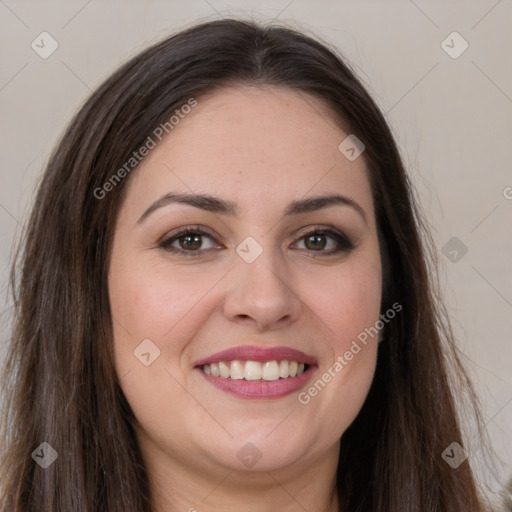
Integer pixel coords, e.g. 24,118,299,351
0,18,490,511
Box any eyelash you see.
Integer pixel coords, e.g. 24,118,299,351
158,225,355,257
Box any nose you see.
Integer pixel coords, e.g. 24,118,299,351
222,245,303,332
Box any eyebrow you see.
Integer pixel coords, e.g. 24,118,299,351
136,192,367,224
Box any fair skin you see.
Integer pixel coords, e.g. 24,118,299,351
108,85,382,512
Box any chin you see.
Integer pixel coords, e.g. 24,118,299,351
199,426,313,473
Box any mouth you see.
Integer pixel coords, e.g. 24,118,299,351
194,345,317,399
201,360,310,380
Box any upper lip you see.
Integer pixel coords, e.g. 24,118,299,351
194,345,317,367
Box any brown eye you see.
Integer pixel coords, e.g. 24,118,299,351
159,227,220,255
158,226,354,257
177,234,203,251
294,229,355,256
304,233,328,251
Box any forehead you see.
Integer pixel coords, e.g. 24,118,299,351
123,85,373,220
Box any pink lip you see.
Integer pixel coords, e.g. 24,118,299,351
200,368,316,400
193,345,317,367
194,345,318,400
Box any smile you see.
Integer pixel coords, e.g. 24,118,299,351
195,345,317,399
202,360,308,380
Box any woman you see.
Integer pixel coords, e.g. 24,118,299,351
0,18,490,511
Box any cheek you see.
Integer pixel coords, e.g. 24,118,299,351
308,257,382,351
296,256,382,435
108,252,222,375
108,254,213,441
318,279,380,339
109,259,189,337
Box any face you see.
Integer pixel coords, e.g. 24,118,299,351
108,85,382,477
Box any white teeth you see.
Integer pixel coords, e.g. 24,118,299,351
244,360,262,380
210,363,220,377
279,360,289,378
262,360,280,381
201,360,309,380
230,360,244,380
219,361,230,378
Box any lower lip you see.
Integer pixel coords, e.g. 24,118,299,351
197,366,316,400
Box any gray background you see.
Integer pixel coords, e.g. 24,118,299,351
1,0,511,506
